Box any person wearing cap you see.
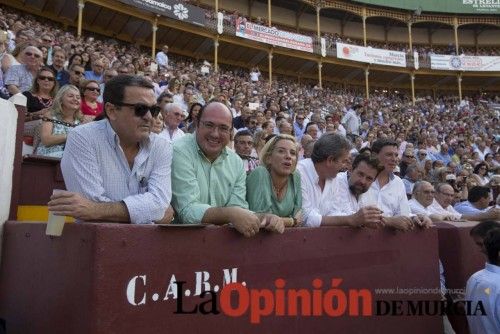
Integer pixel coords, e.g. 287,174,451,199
158,103,185,144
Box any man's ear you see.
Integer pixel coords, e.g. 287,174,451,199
105,102,117,120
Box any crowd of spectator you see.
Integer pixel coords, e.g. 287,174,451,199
0,3,499,212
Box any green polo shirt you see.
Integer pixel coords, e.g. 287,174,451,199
171,133,248,224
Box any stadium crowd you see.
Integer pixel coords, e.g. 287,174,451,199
1,4,500,333
1,5,499,223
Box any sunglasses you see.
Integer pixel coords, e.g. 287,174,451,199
25,51,41,58
86,87,101,93
73,70,83,75
42,38,53,43
38,75,55,82
114,102,161,118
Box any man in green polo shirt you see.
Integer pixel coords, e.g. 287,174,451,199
171,102,283,237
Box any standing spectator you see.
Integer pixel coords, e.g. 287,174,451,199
155,45,169,69
23,66,57,117
249,66,260,82
80,80,103,117
4,45,42,95
465,228,500,334
341,104,362,138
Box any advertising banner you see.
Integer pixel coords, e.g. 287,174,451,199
119,0,205,26
431,55,500,71
351,0,499,14
336,42,407,68
235,17,313,53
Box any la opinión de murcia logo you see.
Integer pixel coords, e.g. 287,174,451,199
173,3,189,20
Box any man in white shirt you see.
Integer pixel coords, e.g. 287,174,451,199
409,181,449,222
341,104,362,137
159,103,185,144
328,153,385,228
297,133,354,227
427,183,463,220
364,139,432,230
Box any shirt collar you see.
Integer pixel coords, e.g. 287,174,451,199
485,263,500,275
193,134,228,163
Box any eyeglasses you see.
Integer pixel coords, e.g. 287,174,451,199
25,51,41,58
114,102,161,118
438,191,455,197
85,87,101,93
404,155,415,158
199,121,231,134
296,117,304,120
73,70,83,75
172,112,183,118
42,38,53,43
38,75,55,82
419,153,427,156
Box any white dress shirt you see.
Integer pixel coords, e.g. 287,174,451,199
61,119,172,224
408,198,430,215
362,174,412,217
328,172,365,216
155,51,169,68
158,127,185,144
427,199,462,220
297,158,337,227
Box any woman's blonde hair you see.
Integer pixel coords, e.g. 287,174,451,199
48,84,83,122
259,134,298,171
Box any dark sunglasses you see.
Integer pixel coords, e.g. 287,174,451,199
42,38,53,43
73,70,83,75
38,75,55,82
114,102,161,118
85,87,101,93
25,51,41,58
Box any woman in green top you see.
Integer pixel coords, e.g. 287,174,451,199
246,134,303,227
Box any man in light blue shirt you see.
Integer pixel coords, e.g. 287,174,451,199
466,228,500,334
455,186,500,220
48,75,173,224
155,45,169,69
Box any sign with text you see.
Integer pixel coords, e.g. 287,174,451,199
119,0,205,26
431,55,500,71
235,17,313,53
336,42,407,68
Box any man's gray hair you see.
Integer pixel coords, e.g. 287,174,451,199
311,133,352,163
412,180,432,196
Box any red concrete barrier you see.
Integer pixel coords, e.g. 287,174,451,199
0,222,442,333
436,221,485,334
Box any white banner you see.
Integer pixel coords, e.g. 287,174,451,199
430,55,500,71
336,42,407,67
235,17,313,53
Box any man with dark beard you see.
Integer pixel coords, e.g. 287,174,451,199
327,153,385,228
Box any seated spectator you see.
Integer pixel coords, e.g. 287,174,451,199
84,59,104,82
455,186,500,220
304,122,319,140
36,85,83,158
277,119,293,136
399,148,416,177
409,181,445,222
234,130,259,174
471,162,490,186
4,45,42,95
173,87,193,114
151,112,164,134
158,103,185,143
23,66,57,118
364,139,432,230
261,121,275,137
49,48,69,86
253,130,268,156
97,69,118,103
66,64,85,88
185,102,202,133
49,75,172,224
80,80,103,117
465,228,500,334
68,53,83,68
402,164,420,198
171,102,283,236
246,134,302,226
